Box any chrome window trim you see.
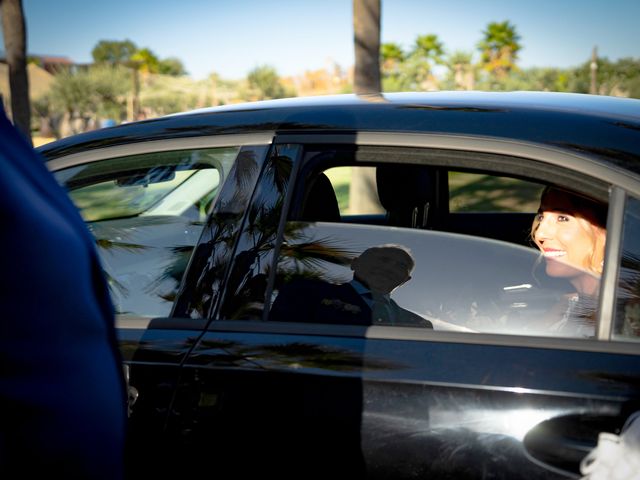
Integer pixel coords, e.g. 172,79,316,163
275,132,640,197
201,320,640,355
598,187,627,340
46,133,275,171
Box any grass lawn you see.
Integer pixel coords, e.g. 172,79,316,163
324,168,543,214
324,166,352,212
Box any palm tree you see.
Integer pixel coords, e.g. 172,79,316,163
381,42,405,76
477,21,522,79
1,0,31,143
405,33,445,90
413,34,445,63
353,0,381,95
352,0,382,213
130,48,160,77
447,50,476,90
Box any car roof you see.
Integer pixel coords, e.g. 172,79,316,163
39,91,640,172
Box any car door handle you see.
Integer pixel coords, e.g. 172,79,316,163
123,364,139,417
523,413,626,475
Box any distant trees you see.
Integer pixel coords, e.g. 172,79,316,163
31,38,197,137
92,39,137,64
381,20,522,93
381,33,445,91
41,64,130,135
446,50,476,90
158,57,187,76
92,39,186,76
1,0,31,143
477,20,522,79
246,65,289,100
26,18,640,140
568,57,640,98
377,18,639,100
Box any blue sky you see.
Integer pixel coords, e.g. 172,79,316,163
18,0,640,80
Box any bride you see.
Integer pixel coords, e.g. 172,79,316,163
531,186,607,337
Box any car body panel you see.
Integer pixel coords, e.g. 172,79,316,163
38,92,640,478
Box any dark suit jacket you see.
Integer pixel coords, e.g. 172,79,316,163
0,111,126,477
270,278,433,328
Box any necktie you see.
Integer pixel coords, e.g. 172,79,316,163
371,294,395,325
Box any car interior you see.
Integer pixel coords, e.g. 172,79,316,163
289,147,570,249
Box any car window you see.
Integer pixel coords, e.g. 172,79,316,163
449,171,544,213
54,147,239,317
613,195,640,341
266,148,607,339
325,166,384,215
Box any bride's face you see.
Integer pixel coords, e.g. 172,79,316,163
533,189,605,278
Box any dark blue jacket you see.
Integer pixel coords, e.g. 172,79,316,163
0,110,126,478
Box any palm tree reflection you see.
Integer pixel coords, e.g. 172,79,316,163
616,251,640,336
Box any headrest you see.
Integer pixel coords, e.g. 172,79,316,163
376,164,437,211
300,173,341,222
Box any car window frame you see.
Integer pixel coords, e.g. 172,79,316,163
234,131,640,353
46,133,275,330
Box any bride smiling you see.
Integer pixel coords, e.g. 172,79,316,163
532,186,608,337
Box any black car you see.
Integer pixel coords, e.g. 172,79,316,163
40,92,640,479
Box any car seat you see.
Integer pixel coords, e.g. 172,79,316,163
300,172,341,222
376,164,440,229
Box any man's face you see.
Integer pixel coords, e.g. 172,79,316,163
352,248,413,294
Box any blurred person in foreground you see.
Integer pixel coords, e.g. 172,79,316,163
0,107,126,478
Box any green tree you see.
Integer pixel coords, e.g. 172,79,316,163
158,57,186,76
381,42,407,92
568,56,640,98
477,21,522,80
246,65,286,100
445,50,476,90
1,0,31,143
353,0,381,94
92,39,138,64
46,65,130,135
130,48,160,75
403,33,445,90
476,66,570,92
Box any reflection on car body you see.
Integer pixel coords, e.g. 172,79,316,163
39,92,640,478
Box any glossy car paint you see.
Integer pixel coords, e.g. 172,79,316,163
39,92,640,479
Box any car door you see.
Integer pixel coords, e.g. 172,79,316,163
156,132,640,479
46,134,274,470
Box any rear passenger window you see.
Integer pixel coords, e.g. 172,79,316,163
266,147,608,339
324,166,384,215
613,195,640,341
449,171,544,213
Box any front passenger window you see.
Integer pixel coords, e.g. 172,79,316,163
55,147,239,317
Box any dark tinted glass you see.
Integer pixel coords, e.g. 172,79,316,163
613,196,640,340
269,155,603,338
55,147,239,317
218,146,298,320
449,171,544,213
